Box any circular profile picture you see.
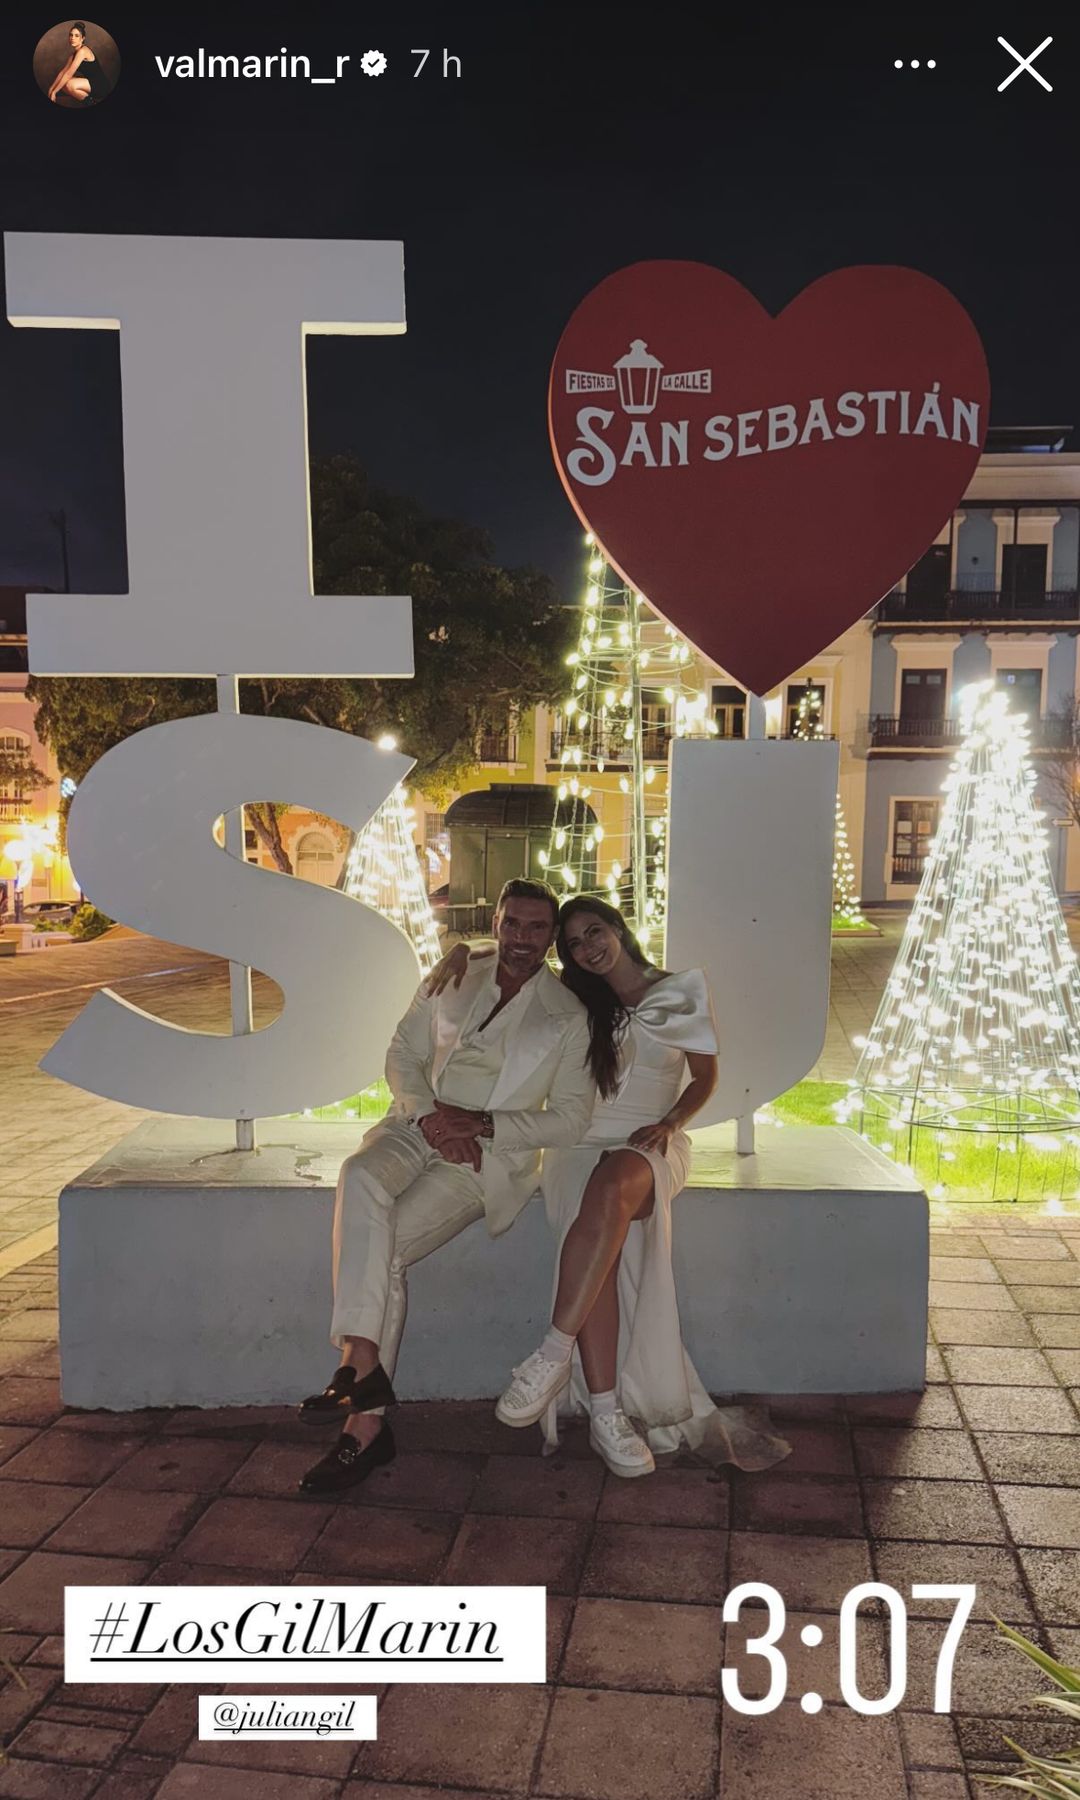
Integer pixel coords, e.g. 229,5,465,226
33,19,120,108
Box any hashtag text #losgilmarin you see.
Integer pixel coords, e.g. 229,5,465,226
106,1598,501,1662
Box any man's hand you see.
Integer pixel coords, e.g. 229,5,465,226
439,1135,483,1172
422,1102,487,1141
419,1104,488,1170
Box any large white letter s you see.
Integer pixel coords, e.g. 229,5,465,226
44,714,419,1119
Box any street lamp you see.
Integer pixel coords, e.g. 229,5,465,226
1,816,60,921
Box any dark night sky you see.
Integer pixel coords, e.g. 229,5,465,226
0,6,1077,601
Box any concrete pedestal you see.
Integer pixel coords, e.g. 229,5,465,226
58,1118,928,1410
1,924,72,951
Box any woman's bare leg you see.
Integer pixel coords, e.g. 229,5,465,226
576,1258,620,1393
64,78,91,99
551,1149,654,1341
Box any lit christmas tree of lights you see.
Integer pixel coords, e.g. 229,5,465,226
341,783,443,976
837,681,1080,1199
791,682,866,929
791,682,825,744
542,536,715,952
296,772,442,1123
831,800,865,930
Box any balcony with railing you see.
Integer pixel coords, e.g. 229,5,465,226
548,727,672,766
870,713,1071,751
476,732,519,764
876,587,1080,624
891,852,929,884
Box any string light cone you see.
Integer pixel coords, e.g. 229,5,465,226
837,680,1080,1202
791,682,825,744
832,793,865,929
791,681,866,929
342,783,443,975
544,534,716,953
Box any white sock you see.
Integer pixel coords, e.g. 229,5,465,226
589,1388,617,1419
540,1324,575,1366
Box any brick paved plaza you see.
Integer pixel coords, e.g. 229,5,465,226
0,923,1078,1798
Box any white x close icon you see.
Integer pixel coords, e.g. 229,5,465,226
997,34,1053,93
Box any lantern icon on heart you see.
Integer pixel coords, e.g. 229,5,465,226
562,340,711,412
614,339,664,416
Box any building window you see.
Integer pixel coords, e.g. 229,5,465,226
995,668,1042,720
640,694,672,760
785,682,826,737
905,544,949,607
1001,542,1048,605
899,668,947,725
891,799,941,884
711,683,745,740
477,716,519,763
0,730,31,814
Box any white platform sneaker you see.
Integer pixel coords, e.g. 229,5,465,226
495,1350,572,1431
589,1408,655,1478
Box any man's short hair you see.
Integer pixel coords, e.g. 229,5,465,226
495,877,559,928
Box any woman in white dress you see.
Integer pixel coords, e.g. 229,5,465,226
428,896,791,1479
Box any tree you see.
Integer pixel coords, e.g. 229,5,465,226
27,458,575,870
1035,696,1080,835
308,456,573,794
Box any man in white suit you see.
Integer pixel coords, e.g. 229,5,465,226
299,877,595,1492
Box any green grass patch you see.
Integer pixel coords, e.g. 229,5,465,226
865,1120,1080,1208
292,1075,1080,1210
294,1080,392,1124
762,1081,1080,1208
766,1081,847,1126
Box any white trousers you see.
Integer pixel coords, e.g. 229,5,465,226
330,1116,486,1384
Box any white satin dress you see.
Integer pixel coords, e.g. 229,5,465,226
541,968,792,1471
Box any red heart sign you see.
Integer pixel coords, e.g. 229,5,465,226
549,262,989,697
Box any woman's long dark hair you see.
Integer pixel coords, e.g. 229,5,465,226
556,896,652,1101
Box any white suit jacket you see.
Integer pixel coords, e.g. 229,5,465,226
384,959,596,1236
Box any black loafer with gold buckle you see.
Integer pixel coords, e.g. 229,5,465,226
298,1362,397,1424
298,1421,396,1494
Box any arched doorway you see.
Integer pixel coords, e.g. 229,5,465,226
296,829,337,885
